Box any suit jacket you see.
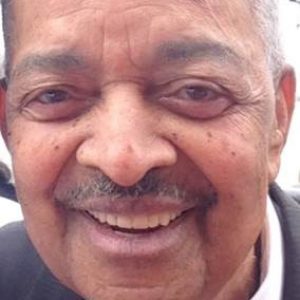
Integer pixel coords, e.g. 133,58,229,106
0,183,299,300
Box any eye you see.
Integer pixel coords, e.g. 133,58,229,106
155,80,232,120
22,87,95,121
38,90,71,104
176,85,218,102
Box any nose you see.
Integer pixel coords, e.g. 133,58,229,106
76,85,177,186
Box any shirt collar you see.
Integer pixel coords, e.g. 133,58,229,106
250,197,284,300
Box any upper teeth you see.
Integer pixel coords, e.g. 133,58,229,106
87,211,182,230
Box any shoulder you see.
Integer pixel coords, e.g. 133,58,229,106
0,222,44,299
269,183,300,235
269,183,300,213
283,188,300,205
0,221,37,267
0,222,83,300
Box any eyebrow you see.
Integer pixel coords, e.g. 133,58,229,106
154,40,244,67
10,51,89,81
9,40,243,82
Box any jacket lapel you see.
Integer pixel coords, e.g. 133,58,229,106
269,183,300,300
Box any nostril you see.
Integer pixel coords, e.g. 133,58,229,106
76,131,177,187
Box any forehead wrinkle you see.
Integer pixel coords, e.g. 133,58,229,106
155,40,245,69
10,51,90,81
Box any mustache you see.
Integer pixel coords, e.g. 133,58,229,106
54,170,218,210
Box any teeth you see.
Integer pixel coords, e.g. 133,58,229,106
88,211,183,230
98,213,106,223
106,214,117,226
148,215,159,228
170,213,177,221
117,216,132,229
132,216,149,229
159,213,172,226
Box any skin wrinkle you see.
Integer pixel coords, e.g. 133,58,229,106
201,0,230,41
7,42,256,114
124,20,143,73
50,2,171,19
201,1,267,84
0,1,295,300
2,0,281,79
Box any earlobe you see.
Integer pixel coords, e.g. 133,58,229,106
275,66,296,144
268,66,296,181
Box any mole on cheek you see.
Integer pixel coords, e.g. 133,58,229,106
231,151,236,157
72,117,82,128
54,145,60,151
172,133,178,141
206,131,213,139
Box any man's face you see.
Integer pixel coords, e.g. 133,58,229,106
1,0,294,299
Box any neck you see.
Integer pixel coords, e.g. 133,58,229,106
215,243,261,300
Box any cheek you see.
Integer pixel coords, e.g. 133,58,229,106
168,119,268,282
173,122,269,193
11,123,82,198
8,120,85,235
176,122,268,219
8,121,87,283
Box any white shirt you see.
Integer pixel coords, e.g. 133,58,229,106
0,196,23,227
251,198,284,300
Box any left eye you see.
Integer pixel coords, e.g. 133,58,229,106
154,80,232,120
176,86,217,102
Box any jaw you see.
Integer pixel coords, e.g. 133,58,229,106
54,206,208,300
21,190,263,300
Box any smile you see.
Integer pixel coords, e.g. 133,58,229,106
86,210,184,232
71,201,197,257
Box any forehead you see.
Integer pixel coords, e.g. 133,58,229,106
9,0,265,80
11,0,259,44
14,0,253,13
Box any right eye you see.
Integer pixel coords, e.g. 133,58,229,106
22,88,95,121
37,89,71,104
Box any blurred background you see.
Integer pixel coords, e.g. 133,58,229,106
0,0,300,225
276,0,300,187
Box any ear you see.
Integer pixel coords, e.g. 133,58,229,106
0,78,9,147
268,66,296,181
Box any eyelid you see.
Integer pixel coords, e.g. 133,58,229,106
23,85,80,104
150,78,233,120
21,85,97,121
151,77,226,98
21,83,100,110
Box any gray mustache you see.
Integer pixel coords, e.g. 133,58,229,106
54,171,218,209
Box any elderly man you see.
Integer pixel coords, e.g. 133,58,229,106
0,0,298,299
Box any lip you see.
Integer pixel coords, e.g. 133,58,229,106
71,207,194,258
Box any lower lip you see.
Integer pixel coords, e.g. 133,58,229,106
75,210,192,258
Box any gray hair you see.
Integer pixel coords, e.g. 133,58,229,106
251,0,285,82
0,0,285,81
